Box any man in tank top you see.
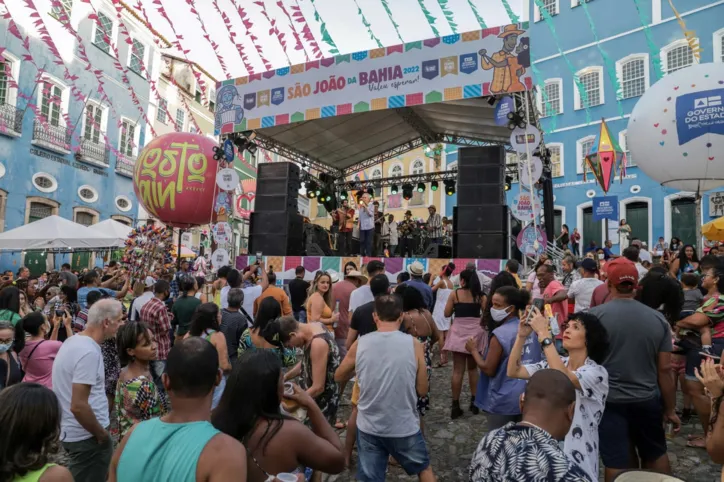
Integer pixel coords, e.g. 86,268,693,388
335,294,436,482
109,337,246,482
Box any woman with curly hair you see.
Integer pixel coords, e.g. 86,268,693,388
507,310,610,482
0,383,73,481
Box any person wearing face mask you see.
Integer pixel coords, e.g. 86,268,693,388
466,286,543,430
0,319,24,391
468,370,590,482
19,311,72,389
507,311,609,481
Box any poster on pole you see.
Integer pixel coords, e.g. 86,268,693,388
517,225,547,257
592,196,619,222
215,24,532,134
511,191,542,222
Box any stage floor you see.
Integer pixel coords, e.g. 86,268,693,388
235,255,507,282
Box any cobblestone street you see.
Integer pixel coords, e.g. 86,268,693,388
328,362,723,482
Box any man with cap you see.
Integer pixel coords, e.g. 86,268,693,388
566,258,603,313
399,210,416,257
407,261,434,310
589,258,678,481
426,205,443,246
130,276,157,321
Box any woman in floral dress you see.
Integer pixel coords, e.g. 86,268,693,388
115,321,169,438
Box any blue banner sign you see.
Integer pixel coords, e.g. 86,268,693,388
592,196,619,222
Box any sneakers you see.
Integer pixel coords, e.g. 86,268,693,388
700,346,721,360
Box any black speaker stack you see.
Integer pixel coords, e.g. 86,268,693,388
453,147,509,259
249,162,305,256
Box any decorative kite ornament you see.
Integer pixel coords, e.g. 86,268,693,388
584,118,627,193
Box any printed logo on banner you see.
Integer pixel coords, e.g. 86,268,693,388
592,196,619,222
243,93,257,110
676,88,724,145
222,139,235,162
258,90,270,107
441,56,458,77
422,59,439,80
494,96,514,126
214,85,244,134
511,191,542,222
459,53,478,74
516,225,547,257
271,87,285,106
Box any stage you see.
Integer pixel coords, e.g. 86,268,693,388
235,255,507,283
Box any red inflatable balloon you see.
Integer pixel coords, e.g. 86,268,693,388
133,133,219,228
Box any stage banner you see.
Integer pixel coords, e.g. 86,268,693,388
215,23,531,134
321,257,342,273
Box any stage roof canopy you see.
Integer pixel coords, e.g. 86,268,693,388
215,24,536,176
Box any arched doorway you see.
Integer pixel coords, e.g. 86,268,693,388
582,207,602,250
626,201,650,246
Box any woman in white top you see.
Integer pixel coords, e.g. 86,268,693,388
507,309,610,482
431,263,454,367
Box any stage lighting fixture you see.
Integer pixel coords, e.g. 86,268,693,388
444,180,456,196
367,187,375,196
305,181,317,198
340,191,348,200
246,142,258,155
504,175,513,191
417,182,425,193
430,181,438,191
242,130,257,141
486,96,496,106
391,184,399,194
402,183,414,201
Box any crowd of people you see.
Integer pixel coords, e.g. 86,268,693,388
1,238,724,481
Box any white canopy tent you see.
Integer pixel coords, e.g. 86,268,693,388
0,216,126,251
90,219,133,240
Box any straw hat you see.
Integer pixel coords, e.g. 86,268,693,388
498,25,525,38
344,270,368,285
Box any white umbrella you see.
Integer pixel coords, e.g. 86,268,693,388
0,215,123,250
90,219,133,240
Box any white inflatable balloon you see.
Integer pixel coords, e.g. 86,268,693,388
627,62,724,192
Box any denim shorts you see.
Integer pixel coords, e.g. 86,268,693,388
356,429,430,481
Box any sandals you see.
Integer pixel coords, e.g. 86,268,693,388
334,420,348,430
686,435,706,448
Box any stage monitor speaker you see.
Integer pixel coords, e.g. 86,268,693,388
304,224,333,256
249,211,304,256
255,162,301,213
457,164,504,186
454,232,507,259
306,243,326,257
456,186,505,206
423,244,452,259
458,146,505,166
455,205,508,234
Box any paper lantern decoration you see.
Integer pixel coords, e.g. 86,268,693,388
584,119,626,193
133,133,219,228
626,62,724,192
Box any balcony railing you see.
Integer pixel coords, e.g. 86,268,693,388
78,138,110,166
115,153,136,177
0,103,23,136
32,119,71,153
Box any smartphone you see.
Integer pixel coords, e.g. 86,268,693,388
526,299,545,323
56,310,64,318
256,251,263,259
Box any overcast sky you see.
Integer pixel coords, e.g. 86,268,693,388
132,0,528,80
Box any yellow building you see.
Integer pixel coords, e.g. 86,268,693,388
308,146,448,229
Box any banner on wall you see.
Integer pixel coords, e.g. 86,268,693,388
215,23,532,134
592,196,619,222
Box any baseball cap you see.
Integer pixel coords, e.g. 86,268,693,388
606,258,638,286
580,258,598,272
144,276,156,288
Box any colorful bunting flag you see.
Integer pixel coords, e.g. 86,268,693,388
416,0,440,37
276,0,311,61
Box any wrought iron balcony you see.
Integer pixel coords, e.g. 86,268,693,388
115,153,136,177
78,138,110,167
0,102,23,136
32,119,71,153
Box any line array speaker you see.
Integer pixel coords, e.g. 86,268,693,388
255,162,301,213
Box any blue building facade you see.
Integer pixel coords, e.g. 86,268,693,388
445,0,723,253
0,1,163,273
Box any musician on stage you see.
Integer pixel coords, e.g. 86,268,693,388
357,192,375,256
399,210,416,258
382,214,398,257
426,205,443,246
332,198,355,255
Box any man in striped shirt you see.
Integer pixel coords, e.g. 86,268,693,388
426,205,443,246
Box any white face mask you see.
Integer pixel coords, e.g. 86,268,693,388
490,306,512,322
598,254,604,260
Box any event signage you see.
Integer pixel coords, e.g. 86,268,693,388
676,88,724,145
592,196,619,222
211,248,230,269
222,139,235,162
216,168,240,191
517,224,547,257
212,222,232,245
215,24,532,134
511,191,541,222
519,155,543,187
494,96,514,126
509,125,541,154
